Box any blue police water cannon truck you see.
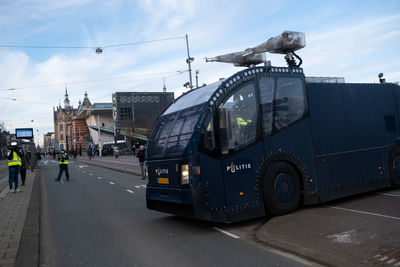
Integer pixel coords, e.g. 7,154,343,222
145,31,400,223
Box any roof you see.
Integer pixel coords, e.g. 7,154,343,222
92,103,112,109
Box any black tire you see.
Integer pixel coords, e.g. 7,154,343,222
263,162,301,216
389,147,400,188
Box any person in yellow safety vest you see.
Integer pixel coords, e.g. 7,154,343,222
55,150,70,181
235,117,252,128
7,145,23,193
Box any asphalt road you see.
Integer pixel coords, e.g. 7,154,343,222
39,159,311,267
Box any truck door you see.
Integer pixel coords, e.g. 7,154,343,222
218,81,264,213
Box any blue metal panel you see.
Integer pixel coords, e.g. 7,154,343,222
198,153,226,212
307,83,346,155
221,142,264,212
263,118,316,194
307,82,399,201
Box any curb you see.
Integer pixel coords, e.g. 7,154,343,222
15,167,41,267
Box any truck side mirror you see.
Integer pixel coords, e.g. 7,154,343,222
218,108,233,153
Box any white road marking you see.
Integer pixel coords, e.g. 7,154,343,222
134,184,147,189
329,206,400,220
97,177,102,180
380,256,389,262
89,173,93,176
326,229,356,244
61,180,64,184
378,193,400,197
126,189,134,194
0,187,9,198
82,171,86,173
213,227,240,239
109,182,115,185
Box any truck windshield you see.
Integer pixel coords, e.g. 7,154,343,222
147,103,205,159
147,81,224,159
163,80,224,115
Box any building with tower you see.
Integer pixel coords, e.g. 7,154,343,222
53,87,77,151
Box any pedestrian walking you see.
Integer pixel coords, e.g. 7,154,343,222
7,144,23,193
114,146,119,159
73,149,77,160
87,147,92,160
55,150,70,181
136,145,146,180
19,147,31,186
131,144,136,156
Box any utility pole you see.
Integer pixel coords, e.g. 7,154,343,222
98,114,102,157
195,70,199,88
185,34,194,90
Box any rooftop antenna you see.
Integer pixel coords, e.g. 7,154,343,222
205,31,306,68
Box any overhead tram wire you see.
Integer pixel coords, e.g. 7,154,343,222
0,35,185,50
0,70,185,92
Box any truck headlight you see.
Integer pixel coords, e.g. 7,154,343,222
181,164,189,184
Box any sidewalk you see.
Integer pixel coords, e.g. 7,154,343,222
256,205,400,266
74,154,142,176
0,160,39,267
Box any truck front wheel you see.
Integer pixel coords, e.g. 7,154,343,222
263,162,301,216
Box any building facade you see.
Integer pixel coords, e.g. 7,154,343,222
53,88,77,151
43,132,54,153
112,92,174,137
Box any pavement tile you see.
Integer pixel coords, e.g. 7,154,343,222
0,162,36,267
0,258,15,265
4,251,17,259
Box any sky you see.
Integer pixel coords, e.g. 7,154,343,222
0,0,399,145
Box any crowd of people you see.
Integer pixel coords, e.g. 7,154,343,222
6,144,31,193
5,141,147,191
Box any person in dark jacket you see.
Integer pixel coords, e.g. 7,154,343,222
136,145,146,180
19,147,30,186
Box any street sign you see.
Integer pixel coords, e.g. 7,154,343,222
15,128,33,139
60,144,64,149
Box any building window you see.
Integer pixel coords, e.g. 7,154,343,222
60,134,64,141
60,124,63,131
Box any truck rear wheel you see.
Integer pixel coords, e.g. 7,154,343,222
263,162,301,216
389,147,400,188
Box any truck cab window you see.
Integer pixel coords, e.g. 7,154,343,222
274,77,305,130
203,115,216,151
259,77,274,136
219,83,257,152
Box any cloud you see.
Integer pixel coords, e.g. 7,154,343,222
1,0,400,145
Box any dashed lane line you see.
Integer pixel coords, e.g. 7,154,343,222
213,227,240,239
97,177,102,180
89,173,93,176
109,182,115,185
134,184,147,189
126,189,134,194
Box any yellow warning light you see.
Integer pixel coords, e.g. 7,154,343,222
239,192,244,196
309,178,313,183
